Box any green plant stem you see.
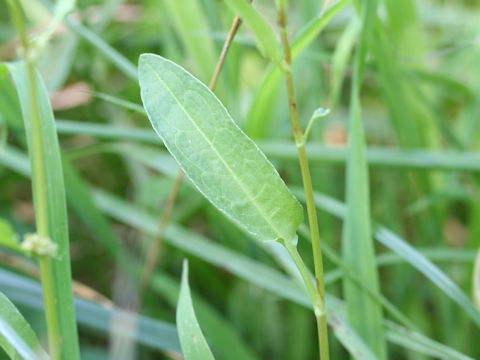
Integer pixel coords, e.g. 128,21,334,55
278,5,330,360
283,240,326,346
27,60,63,360
38,257,61,359
7,2,64,358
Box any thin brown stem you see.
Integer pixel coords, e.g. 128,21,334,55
138,15,243,297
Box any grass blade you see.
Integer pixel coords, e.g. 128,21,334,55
342,0,386,356
5,61,80,359
177,260,215,360
0,269,181,354
139,54,303,244
223,0,283,66
51,120,480,172
152,272,259,360
385,322,474,360
0,291,49,360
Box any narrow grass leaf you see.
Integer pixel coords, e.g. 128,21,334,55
139,54,303,245
0,291,48,360
342,0,386,356
0,269,181,354
51,120,480,172
330,17,360,108
385,322,474,360
374,226,480,326
152,273,259,360
177,260,215,360
223,0,283,66
5,62,80,358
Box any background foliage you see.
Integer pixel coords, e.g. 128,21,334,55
0,0,480,359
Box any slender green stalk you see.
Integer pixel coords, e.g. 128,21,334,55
277,4,329,360
38,258,61,360
26,30,64,360
6,2,78,358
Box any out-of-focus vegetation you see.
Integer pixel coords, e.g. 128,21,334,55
0,0,480,359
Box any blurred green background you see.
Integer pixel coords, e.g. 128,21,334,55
1,0,480,359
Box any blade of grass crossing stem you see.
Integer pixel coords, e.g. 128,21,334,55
177,260,215,360
51,120,480,173
223,0,283,66
0,269,181,354
245,0,351,138
5,62,80,359
343,0,387,357
139,54,303,245
0,291,49,360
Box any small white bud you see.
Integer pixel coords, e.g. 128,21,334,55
21,233,58,257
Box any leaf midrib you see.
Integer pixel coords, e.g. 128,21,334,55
145,59,286,242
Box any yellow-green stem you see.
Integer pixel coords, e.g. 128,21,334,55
278,5,330,360
7,2,63,358
38,257,61,360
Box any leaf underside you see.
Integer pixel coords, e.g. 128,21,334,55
139,53,303,245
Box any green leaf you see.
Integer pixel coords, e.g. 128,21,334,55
4,61,80,359
139,54,303,244
177,260,215,360
0,291,49,360
223,0,283,66
341,0,387,357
